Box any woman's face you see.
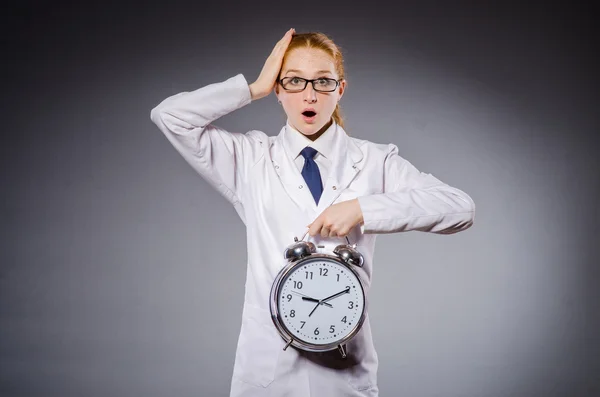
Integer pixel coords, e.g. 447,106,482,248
276,48,346,137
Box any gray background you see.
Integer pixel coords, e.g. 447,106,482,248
2,1,598,396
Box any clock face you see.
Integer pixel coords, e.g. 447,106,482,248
276,256,365,346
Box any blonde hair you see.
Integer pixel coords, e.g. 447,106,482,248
280,32,347,130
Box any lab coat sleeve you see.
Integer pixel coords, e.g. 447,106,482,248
149,73,261,206
357,144,475,234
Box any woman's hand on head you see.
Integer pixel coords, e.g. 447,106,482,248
249,28,295,101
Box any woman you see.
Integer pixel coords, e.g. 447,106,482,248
150,28,475,397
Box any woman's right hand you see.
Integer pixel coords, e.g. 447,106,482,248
249,28,295,101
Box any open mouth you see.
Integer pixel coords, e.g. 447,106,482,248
302,110,317,122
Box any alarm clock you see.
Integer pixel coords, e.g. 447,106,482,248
269,235,367,358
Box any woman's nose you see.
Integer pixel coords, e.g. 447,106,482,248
303,84,317,102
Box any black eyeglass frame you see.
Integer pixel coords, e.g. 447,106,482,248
277,77,342,92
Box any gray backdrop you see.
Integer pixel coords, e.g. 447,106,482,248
2,1,598,396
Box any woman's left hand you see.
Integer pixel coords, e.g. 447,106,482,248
307,199,364,238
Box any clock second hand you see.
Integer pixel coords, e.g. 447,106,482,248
308,301,320,317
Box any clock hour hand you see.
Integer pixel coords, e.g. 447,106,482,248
291,290,332,307
301,296,333,308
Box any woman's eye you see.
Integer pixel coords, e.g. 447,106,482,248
316,79,328,85
291,78,302,84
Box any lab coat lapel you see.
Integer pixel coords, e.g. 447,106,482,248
315,125,364,215
271,127,319,212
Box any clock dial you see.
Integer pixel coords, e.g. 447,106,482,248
277,257,365,346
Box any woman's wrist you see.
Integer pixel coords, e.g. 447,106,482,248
248,83,263,101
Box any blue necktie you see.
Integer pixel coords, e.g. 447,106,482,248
300,147,323,204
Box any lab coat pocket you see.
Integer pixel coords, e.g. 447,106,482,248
342,320,378,391
232,303,282,388
334,181,378,211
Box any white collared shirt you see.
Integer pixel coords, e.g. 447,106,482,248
283,120,337,182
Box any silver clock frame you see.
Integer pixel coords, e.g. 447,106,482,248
269,236,367,358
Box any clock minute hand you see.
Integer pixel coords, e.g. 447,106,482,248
320,287,351,304
307,289,349,318
307,290,339,317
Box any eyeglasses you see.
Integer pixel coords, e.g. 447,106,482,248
278,77,341,92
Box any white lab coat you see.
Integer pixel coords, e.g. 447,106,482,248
150,73,475,397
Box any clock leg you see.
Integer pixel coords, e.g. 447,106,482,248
284,339,293,351
337,344,347,359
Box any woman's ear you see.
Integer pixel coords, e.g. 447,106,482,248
274,86,281,103
338,79,347,100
